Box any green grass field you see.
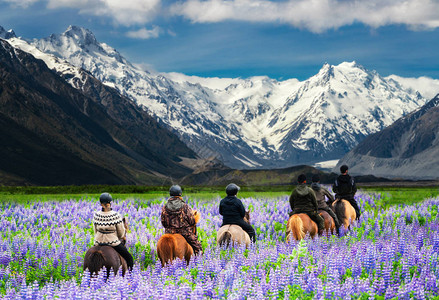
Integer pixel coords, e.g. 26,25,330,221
0,185,438,206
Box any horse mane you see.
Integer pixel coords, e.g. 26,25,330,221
334,200,347,224
218,231,232,247
157,235,176,266
86,250,106,275
290,215,305,240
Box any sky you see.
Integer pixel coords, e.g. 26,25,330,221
0,0,438,81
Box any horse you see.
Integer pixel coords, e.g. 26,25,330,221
83,245,128,276
332,199,356,230
83,217,129,276
286,213,318,241
217,211,251,248
318,210,336,236
157,210,200,266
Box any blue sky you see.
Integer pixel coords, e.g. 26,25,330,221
1,0,438,80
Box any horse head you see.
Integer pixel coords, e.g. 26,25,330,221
244,210,250,224
193,210,201,224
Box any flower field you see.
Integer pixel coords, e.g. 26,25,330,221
0,191,439,299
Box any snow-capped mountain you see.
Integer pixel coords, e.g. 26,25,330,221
4,26,431,168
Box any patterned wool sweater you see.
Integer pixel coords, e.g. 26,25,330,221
93,210,125,246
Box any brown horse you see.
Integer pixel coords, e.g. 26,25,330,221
83,245,128,276
318,210,336,236
83,217,129,276
157,210,200,266
332,199,356,230
286,213,318,241
217,211,251,248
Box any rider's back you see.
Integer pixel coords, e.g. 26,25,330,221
219,196,245,225
333,174,357,200
93,210,125,246
161,197,195,233
290,185,318,213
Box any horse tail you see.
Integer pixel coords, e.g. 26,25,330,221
86,250,106,275
218,231,232,248
290,215,305,240
334,200,347,226
157,235,176,266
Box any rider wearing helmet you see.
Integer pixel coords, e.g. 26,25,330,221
310,174,341,234
289,174,325,234
93,193,134,271
219,183,256,243
161,185,203,255
333,165,360,219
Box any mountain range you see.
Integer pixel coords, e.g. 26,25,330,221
0,34,195,185
336,94,439,180
2,25,439,183
7,25,432,169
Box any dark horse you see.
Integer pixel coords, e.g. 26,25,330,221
83,217,129,276
83,245,128,276
318,210,336,236
157,210,200,266
332,199,356,230
217,211,251,248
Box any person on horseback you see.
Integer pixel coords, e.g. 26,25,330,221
311,174,341,234
289,174,325,234
161,185,203,255
219,183,256,243
93,193,134,271
333,165,361,219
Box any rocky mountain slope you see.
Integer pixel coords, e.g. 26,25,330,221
336,95,439,179
21,26,427,169
0,38,196,185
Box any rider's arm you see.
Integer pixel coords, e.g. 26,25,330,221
161,207,169,228
352,179,357,195
323,188,335,204
289,192,295,211
184,205,196,226
310,190,318,211
115,214,126,240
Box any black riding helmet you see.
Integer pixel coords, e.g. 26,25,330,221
169,185,183,196
99,192,113,204
226,183,240,196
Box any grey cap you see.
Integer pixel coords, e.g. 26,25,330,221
169,185,183,196
99,192,112,204
226,183,240,196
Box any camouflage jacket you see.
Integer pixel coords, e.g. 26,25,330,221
161,197,196,234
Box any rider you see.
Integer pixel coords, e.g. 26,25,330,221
93,193,134,271
289,174,325,234
332,165,361,219
311,174,341,234
219,183,256,243
161,185,203,255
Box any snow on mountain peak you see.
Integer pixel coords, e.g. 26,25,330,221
13,26,430,168
0,26,16,39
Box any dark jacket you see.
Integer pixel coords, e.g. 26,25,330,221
311,183,335,209
161,197,196,232
333,174,357,200
219,196,246,225
289,184,318,213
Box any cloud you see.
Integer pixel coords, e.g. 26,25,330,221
126,26,161,39
46,0,162,26
170,0,439,33
2,0,39,8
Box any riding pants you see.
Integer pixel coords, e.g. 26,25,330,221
222,220,256,243
344,198,361,219
180,231,203,255
319,207,341,228
112,244,134,271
